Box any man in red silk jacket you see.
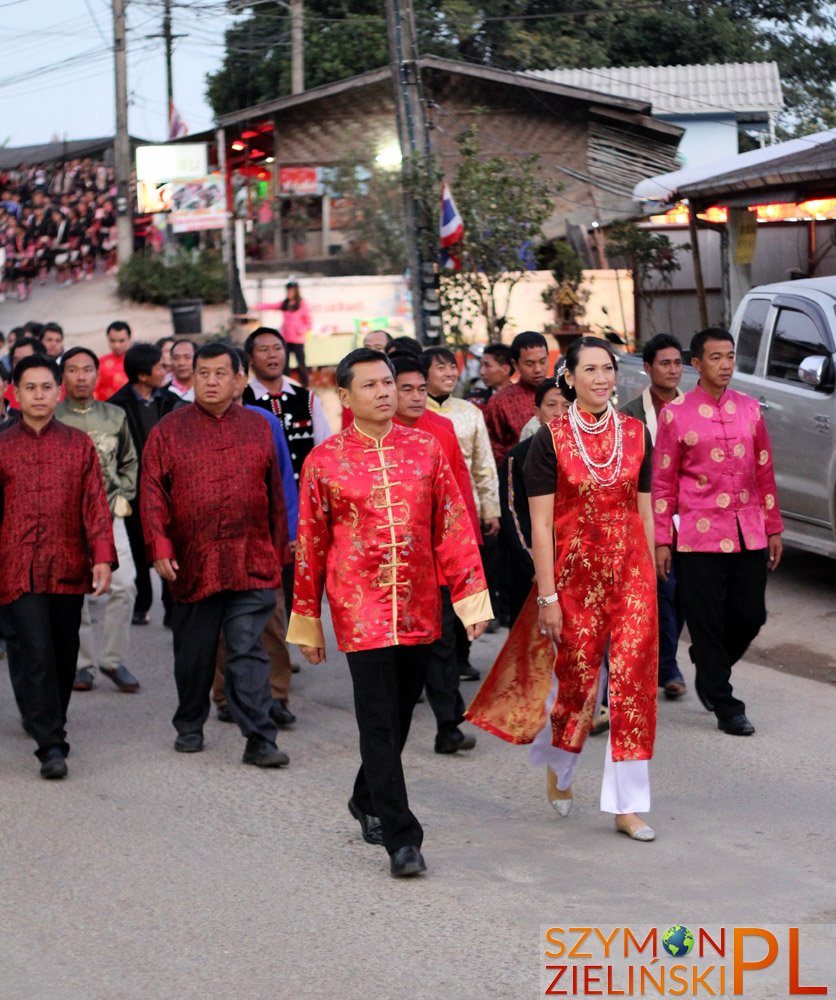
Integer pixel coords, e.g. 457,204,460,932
141,343,290,768
286,348,492,879
0,355,115,780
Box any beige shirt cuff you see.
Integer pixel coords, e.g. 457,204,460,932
285,612,325,649
453,589,493,627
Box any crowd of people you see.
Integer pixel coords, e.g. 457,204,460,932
0,317,783,879
0,158,118,302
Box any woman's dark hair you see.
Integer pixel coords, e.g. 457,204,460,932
690,326,734,360
194,342,241,374
13,354,61,387
534,377,561,408
336,348,394,390
557,336,618,403
124,343,162,383
244,326,286,356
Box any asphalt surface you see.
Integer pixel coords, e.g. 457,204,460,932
0,575,833,1000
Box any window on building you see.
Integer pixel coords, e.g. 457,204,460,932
735,298,769,375
766,308,832,387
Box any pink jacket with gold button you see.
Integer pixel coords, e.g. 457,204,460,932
652,383,783,553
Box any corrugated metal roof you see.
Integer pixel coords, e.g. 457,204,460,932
0,135,146,170
530,62,783,117
633,128,836,203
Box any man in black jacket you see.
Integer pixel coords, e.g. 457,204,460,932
108,342,178,625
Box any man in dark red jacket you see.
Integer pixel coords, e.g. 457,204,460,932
0,355,115,780
141,343,290,767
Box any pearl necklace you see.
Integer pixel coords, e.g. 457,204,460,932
568,401,623,487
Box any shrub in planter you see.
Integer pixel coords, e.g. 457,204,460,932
117,250,228,305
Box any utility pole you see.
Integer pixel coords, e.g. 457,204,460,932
113,0,133,264
290,0,304,95
384,0,440,343
163,0,173,129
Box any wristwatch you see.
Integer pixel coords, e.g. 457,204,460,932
536,593,559,607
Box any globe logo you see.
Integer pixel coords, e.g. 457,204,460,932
663,925,695,957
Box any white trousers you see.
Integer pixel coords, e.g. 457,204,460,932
77,517,137,672
529,674,651,815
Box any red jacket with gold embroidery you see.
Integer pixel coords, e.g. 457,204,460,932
286,422,492,652
0,418,116,603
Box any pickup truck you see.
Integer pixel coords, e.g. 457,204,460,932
615,276,836,559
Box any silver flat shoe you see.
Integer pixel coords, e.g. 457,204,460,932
546,767,573,816
616,821,655,842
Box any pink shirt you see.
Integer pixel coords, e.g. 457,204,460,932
280,300,312,344
652,383,783,553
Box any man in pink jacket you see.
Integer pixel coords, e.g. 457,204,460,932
652,327,783,737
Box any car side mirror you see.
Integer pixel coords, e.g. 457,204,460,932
797,355,830,388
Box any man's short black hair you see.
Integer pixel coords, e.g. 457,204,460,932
171,338,195,355
534,377,561,408
107,320,132,339
483,342,514,371
336,348,394,390
642,333,682,365
236,348,249,377
364,329,393,346
61,346,99,371
194,342,241,374
510,330,548,361
124,343,162,383
22,321,45,340
155,335,175,351
244,326,286,356
690,326,734,360
386,335,422,357
42,321,64,339
13,354,61,387
423,345,457,367
10,336,46,364
391,353,427,379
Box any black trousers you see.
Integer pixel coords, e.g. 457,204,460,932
346,643,432,854
677,548,768,721
171,588,277,742
425,587,464,736
285,342,308,387
7,593,84,760
125,507,153,616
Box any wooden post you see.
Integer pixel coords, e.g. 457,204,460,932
688,202,709,330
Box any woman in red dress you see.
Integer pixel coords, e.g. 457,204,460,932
468,337,658,840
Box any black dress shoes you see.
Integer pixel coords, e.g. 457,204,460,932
174,733,204,753
435,728,476,755
348,797,384,846
40,749,68,780
718,714,755,736
242,736,289,768
390,845,426,878
216,704,234,723
459,662,481,682
270,699,296,727
131,611,150,626
101,664,140,693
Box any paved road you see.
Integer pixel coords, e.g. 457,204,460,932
0,571,833,1000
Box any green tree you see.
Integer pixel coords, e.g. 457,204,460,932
431,124,556,342
207,1,835,137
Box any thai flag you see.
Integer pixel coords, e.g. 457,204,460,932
440,181,463,270
440,182,464,247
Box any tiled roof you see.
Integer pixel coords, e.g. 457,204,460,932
529,62,783,117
